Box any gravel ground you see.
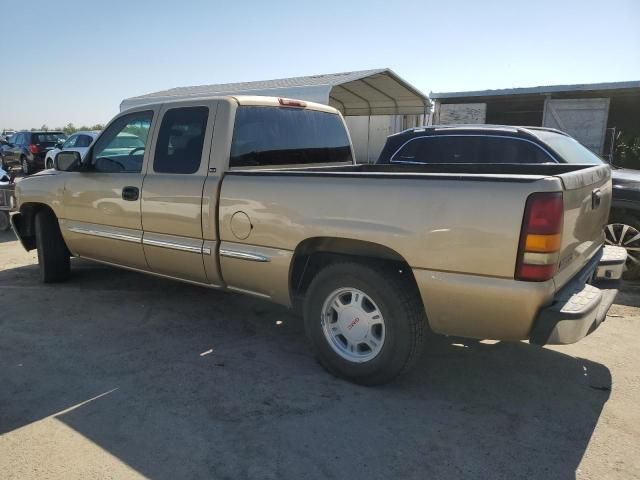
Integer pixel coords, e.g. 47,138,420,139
0,229,638,480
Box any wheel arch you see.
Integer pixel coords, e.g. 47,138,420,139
15,202,57,251
289,236,421,309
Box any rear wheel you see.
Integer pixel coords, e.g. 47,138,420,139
304,262,426,385
35,210,70,282
21,157,30,175
46,157,53,169
605,216,640,280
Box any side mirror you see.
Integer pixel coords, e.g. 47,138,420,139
55,151,82,171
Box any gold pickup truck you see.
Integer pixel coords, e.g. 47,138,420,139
11,96,626,385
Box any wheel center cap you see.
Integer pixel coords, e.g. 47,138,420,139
339,307,368,342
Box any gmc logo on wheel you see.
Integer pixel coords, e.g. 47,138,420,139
347,318,360,331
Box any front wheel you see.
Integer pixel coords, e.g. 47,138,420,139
304,262,426,385
35,210,70,282
46,157,53,169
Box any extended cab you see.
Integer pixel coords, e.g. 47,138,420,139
11,98,626,385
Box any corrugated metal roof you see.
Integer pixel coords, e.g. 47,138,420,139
130,69,388,99
121,68,431,116
431,80,640,100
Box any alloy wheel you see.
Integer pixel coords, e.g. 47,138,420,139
321,287,386,363
605,223,640,269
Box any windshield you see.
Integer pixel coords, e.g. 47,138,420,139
34,133,66,144
535,131,604,165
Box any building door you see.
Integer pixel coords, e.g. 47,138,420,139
543,98,610,155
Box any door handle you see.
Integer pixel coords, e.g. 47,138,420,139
592,189,601,210
122,186,139,201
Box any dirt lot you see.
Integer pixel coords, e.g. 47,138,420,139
0,229,639,480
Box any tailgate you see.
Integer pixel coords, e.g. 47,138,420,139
554,165,611,290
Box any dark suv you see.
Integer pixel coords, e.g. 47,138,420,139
1,131,66,174
376,124,640,279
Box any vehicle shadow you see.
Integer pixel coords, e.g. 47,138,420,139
0,261,611,480
612,281,640,308
0,230,17,244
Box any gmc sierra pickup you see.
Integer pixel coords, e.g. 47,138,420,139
11,96,626,385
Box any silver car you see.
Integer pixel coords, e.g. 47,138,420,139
45,131,99,169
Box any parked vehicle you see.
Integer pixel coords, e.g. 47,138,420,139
0,166,15,231
0,137,12,167
376,125,640,279
44,131,99,169
606,168,640,279
11,97,625,385
1,129,16,139
2,131,66,174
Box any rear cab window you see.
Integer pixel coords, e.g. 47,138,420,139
230,106,353,168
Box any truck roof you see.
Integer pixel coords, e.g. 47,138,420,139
123,95,340,116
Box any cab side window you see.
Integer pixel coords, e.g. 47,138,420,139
479,137,553,163
153,107,209,174
91,111,153,173
393,136,479,163
75,135,93,148
63,135,77,149
392,136,554,164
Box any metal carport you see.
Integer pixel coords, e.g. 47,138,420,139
120,68,430,116
121,69,430,163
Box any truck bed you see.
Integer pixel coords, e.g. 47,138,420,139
232,162,600,178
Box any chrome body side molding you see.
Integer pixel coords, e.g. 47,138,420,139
219,248,271,262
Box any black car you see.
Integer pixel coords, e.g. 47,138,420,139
1,130,66,174
376,124,640,279
0,136,12,163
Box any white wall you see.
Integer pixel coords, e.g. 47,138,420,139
344,114,426,163
433,103,487,125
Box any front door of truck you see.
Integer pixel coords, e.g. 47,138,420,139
140,101,218,284
60,110,155,270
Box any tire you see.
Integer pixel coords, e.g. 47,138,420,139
605,214,640,281
304,262,426,385
46,157,53,169
35,210,70,283
21,156,30,175
0,211,9,231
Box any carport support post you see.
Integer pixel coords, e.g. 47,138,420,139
366,115,371,163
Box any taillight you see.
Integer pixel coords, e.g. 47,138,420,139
278,97,307,108
515,192,563,282
28,144,40,154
